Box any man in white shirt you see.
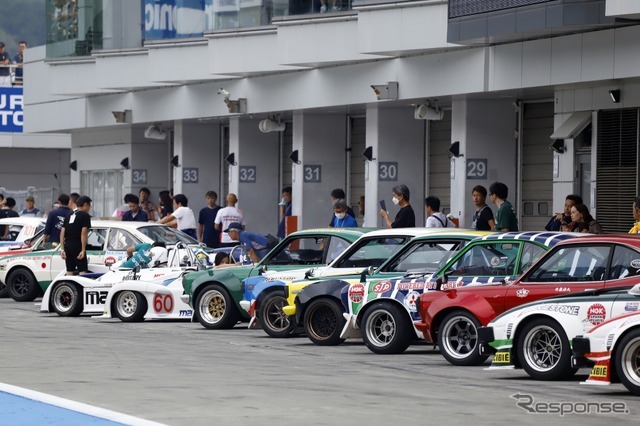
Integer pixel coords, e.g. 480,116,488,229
215,193,245,247
425,196,456,228
159,194,197,239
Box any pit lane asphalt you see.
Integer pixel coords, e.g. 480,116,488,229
0,298,635,426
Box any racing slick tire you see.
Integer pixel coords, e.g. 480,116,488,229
438,310,488,366
51,282,83,317
517,317,577,380
303,297,345,346
8,268,40,302
361,301,414,354
113,291,147,322
257,289,296,338
194,284,239,329
614,329,640,395
0,282,8,298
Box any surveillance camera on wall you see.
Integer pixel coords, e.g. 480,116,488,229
144,124,167,140
217,88,230,100
259,118,285,133
415,104,444,120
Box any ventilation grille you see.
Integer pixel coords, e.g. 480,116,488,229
449,0,550,18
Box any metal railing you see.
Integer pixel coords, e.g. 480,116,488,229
0,187,60,217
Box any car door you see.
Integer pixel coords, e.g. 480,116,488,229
603,244,640,319
49,228,108,278
504,244,611,311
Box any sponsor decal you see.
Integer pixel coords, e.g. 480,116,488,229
591,365,608,378
348,283,365,303
179,309,193,317
554,287,570,292
372,281,392,294
397,281,426,291
85,290,108,305
631,259,640,269
587,303,606,325
403,291,420,312
534,304,580,315
123,271,141,281
490,256,500,267
153,273,164,278
104,256,116,266
625,302,639,312
516,289,529,298
41,262,47,269
493,351,510,364
265,276,298,282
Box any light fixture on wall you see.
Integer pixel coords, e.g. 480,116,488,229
112,109,132,124
549,139,566,154
362,146,375,162
259,115,285,133
225,153,237,166
289,150,301,165
370,81,398,100
120,157,130,170
609,89,621,103
144,124,167,140
69,160,78,171
218,88,247,114
170,155,180,167
448,141,463,158
414,102,444,121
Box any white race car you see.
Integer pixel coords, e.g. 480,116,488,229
573,287,640,395
41,244,210,321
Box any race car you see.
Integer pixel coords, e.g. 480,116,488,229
242,228,439,337
573,288,640,395
416,234,640,367
41,243,205,320
0,221,201,302
479,283,640,380
181,228,372,330
0,217,46,297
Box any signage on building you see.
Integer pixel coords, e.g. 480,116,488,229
143,0,206,40
466,159,487,180
239,166,256,183
0,87,23,133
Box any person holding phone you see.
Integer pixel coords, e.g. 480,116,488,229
380,184,415,228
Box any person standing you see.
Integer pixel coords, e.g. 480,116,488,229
43,194,72,245
215,193,245,247
0,43,10,87
121,195,149,222
12,41,26,86
630,197,640,234
380,184,415,228
332,199,358,228
139,188,157,222
489,182,518,232
158,190,173,219
198,191,222,248
277,187,292,239
159,194,197,238
545,194,582,231
328,188,356,226
60,196,92,275
20,196,40,217
1,198,20,238
470,185,495,231
425,196,456,228
567,203,603,234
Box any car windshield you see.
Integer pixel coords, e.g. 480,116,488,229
333,237,409,269
138,226,199,245
383,241,464,273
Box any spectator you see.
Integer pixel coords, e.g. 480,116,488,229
215,193,245,247
60,196,92,275
0,43,10,87
470,185,495,231
0,194,4,206
12,41,26,86
332,199,358,228
489,182,518,232
20,196,40,217
546,194,583,232
43,194,72,245
122,195,149,222
319,0,339,13
0,197,20,239
224,222,269,263
214,252,230,266
158,190,173,219
139,188,157,222
630,197,640,234
277,187,292,239
159,194,197,239
567,203,602,234
425,196,456,228
198,190,222,248
380,184,415,228
328,188,356,226
112,193,134,218
69,192,80,211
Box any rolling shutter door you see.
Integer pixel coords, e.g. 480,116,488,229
349,117,366,218
429,110,452,214
281,123,293,189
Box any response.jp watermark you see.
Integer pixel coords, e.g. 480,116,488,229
511,393,630,416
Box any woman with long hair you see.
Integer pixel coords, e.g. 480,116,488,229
569,203,603,234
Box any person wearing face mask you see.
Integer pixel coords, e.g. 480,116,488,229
332,199,358,228
380,184,415,228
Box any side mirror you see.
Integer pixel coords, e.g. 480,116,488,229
435,275,448,291
360,267,372,283
258,265,267,275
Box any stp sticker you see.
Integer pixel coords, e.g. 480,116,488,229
587,303,606,325
403,291,420,312
516,289,529,298
372,281,392,294
348,283,365,303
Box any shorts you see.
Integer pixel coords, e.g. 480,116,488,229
65,244,88,273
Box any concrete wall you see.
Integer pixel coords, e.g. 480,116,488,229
0,148,70,193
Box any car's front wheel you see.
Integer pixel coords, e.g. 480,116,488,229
257,289,294,338
51,282,83,317
113,291,147,322
194,284,239,329
361,301,413,354
438,310,488,366
517,317,577,380
8,268,40,302
303,298,345,346
614,329,640,395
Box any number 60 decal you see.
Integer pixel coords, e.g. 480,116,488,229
154,293,174,313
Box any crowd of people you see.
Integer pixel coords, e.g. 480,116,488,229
0,40,26,87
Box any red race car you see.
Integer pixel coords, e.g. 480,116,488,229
415,235,640,366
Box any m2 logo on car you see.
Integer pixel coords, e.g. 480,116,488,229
154,293,174,314
372,281,392,294
85,291,108,305
179,310,193,317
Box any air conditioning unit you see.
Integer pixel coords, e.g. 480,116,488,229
144,125,167,140
414,104,444,121
259,119,285,133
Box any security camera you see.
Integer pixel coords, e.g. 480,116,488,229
414,104,444,120
217,88,230,101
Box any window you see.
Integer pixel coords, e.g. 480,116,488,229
518,243,547,273
266,236,326,266
80,169,123,218
525,246,611,282
107,229,138,251
325,237,352,265
384,240,464,273
446,242,521,276
608,245,640,280
87,228,107,251
137,226,199,245
334,237,408,269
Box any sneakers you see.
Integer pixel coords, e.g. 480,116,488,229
331,5,340,11
320,5,327,13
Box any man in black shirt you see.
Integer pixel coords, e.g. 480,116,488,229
380,184,415,228
60,196,92,275
43,194,72,245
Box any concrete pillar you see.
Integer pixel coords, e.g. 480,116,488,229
131,126,170,203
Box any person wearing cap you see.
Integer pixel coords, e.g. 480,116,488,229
21,196,40,217
0,43,10,87
224,222,269,263
43,194,72,245
331,199,358,228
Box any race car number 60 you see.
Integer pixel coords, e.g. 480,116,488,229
153,293,174,313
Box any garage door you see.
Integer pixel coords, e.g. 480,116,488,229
429,110,452,215
349,116,366,219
